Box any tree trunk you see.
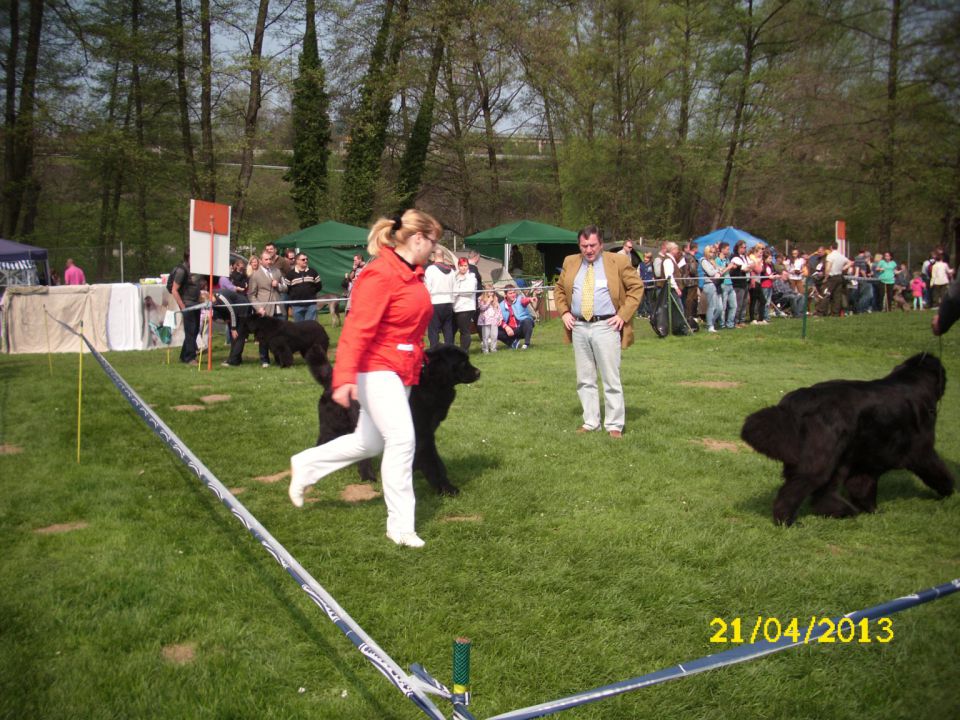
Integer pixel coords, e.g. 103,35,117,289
443,55,472,234
473,55,501,222
4,0,44,238
131,0,149,274
232,0,271,242
712,0,755,230
395,31,444,212
174,0,200,199
878,0,900,248
3,0,19,237
199,0,216,201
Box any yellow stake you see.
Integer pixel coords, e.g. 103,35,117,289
43,306,53,376
77,321,83,464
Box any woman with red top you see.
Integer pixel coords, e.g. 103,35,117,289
288,209,441,548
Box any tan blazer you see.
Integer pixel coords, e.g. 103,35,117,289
247,265,285,316
554,251,644,348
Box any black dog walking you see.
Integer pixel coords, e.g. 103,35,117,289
741,353,954,525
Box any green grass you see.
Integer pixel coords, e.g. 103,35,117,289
2,312,959,719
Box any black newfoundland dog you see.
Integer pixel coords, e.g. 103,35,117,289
741,353,954,525
311,345,481,495
246,315,330,376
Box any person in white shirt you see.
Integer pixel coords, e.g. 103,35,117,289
425,247,456,346
929,252,954,307
824,241,853,316
452,257,478,351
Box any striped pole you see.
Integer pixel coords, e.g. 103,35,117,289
453,637,471,705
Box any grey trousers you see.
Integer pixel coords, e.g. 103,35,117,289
572,320,624,432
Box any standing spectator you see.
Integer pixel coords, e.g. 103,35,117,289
851,248,874,314
288,210,442,548
824,241,853,316
477,286,501,353
452,257,478,352
759,249,776,322
285,252,323,322
874,251,897,311
222,257,248,294
638,252,655,317
63,258,86,285
497,285,536,349
343,255,366,315
170,250,202,366
553,225,643,438
425,247,455,346
699,245,722,333
715,242,737,329
729,240,750,326
929,251,954,307
910,272,926,310
747,245,765,324
921,249,937,307
785,248,805,294
681,241,700,323
247,250,286,367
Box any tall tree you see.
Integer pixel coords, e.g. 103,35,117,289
2,0,44,237
174,0,201,200
232,0,271,240
339,0,404,226
284,0,332,228
877,0,901,248
394,32,444,212
199,0,216,200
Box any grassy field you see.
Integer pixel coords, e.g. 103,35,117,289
1,311,958,719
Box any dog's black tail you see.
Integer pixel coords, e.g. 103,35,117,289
304,343,332,388
741,406,801,464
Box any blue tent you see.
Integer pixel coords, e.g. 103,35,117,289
693,226,767,252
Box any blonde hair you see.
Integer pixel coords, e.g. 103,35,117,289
367,209,442,256
246,255,259,277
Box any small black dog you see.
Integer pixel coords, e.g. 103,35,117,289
741,353,954,525
246,315,329,374
312,345,481,495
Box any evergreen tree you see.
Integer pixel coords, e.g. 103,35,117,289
285,0,331,228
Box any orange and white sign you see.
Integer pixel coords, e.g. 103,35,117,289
189,199,231,277
835,220,847,257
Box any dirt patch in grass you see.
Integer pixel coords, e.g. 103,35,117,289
229,487,246,496
35,521,89,535
200,394,231,404
696,437,742,453
172,404,206,412
254,470,289,484
0,444,23,454
679,380,742,389
341,484,381,503
440,514,483,523
161,643,196,665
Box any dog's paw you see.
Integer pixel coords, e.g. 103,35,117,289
437,483,460,497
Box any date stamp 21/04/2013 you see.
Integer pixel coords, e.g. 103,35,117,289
709,616,893,645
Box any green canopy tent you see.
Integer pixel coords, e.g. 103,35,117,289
275,220,369,296
464,220,579,280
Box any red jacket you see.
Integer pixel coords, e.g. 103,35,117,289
332,246,433,388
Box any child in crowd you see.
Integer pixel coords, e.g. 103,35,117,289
910,272,926,310
476,286,501,353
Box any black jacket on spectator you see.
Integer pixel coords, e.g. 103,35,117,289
285,267,322,306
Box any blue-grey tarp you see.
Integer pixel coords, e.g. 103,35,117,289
693,227,767,252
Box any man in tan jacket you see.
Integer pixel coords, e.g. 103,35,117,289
554,225,644,438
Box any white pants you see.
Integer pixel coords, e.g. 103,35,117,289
290,371,416,536
572,320,624,432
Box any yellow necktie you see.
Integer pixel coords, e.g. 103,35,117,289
582,263,595,320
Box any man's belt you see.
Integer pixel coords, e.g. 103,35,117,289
577,314,614,322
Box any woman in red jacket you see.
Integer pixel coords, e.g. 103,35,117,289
288,209,441,548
